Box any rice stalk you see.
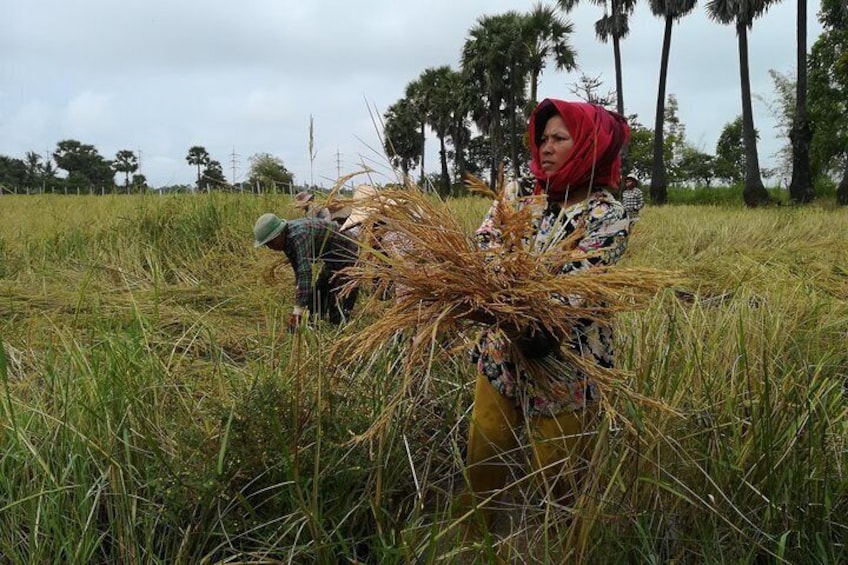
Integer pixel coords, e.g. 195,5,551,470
332,176,686,441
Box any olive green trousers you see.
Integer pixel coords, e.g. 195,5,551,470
465,373,595,507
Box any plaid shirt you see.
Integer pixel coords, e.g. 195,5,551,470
622,187,644,216
281,217,358,308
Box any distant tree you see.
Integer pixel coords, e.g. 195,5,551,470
247,153,294,193
42,158,58,190
706,0,776,206
624,111,688,186
678,145,717,187
23,151,43,193
648,0,698,204
526,2,577,106
201,160,227,191
757,69,795,182
808,0,848,204
558,0,636,119
383,98,423,180
445,74,473,190
569,73,616,107
0,155,27,194
417,66,457,194
462,12,531,185
714,116,748,184
404,76,431,186
464,134,493,180
113,150,139,193
624,116,655,181
186,146,210,191
662,94,688,183
131,173,149,193
53,139,114,193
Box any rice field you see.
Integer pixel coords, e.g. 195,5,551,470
1,191,846,563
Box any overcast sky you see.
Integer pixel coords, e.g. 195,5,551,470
1,0,821,190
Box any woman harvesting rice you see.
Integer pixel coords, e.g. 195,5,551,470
465,99,632,519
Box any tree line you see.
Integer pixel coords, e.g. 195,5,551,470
0,142,295,196
1,1,844,204
381,0,847,205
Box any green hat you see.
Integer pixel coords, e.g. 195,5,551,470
253,213,286,248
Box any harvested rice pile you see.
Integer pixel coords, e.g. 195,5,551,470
329,176,684,438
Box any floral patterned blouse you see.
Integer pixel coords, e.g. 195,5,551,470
472,188,631,417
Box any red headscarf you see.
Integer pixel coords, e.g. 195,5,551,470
528,99,630,202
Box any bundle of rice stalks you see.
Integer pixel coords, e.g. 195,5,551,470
332,175,685,440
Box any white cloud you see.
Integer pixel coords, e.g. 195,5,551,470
62,91,115,137
0,99,55,159
0,0,824,187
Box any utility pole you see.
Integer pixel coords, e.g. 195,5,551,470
230,146,240,190
44,148,51,195
335,147,342,181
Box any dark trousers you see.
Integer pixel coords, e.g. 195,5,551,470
309,267,358,324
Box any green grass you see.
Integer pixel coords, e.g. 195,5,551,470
1,192,846,563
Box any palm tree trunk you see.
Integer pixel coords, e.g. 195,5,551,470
789,0,813,203
613,35,629,176
613,36,625,117
736,21,770,206
650,15,674,205
531,69,540,106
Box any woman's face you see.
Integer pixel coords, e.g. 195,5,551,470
539,114,574,174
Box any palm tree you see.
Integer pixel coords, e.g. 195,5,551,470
462,12,531,186
788,0,813,203
186,146,210,192
446,74,473,192
416,66,464,195
558,0,636,118
404,77,431,187
383,98,423,180
648,0,698,204
526,3,578,107
113,150,139,194
706,0,776,206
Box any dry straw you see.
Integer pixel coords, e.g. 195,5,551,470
330,174,685,440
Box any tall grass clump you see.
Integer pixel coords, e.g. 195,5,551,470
0,190,846,562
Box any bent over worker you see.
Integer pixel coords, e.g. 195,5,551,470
254,213,358,331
